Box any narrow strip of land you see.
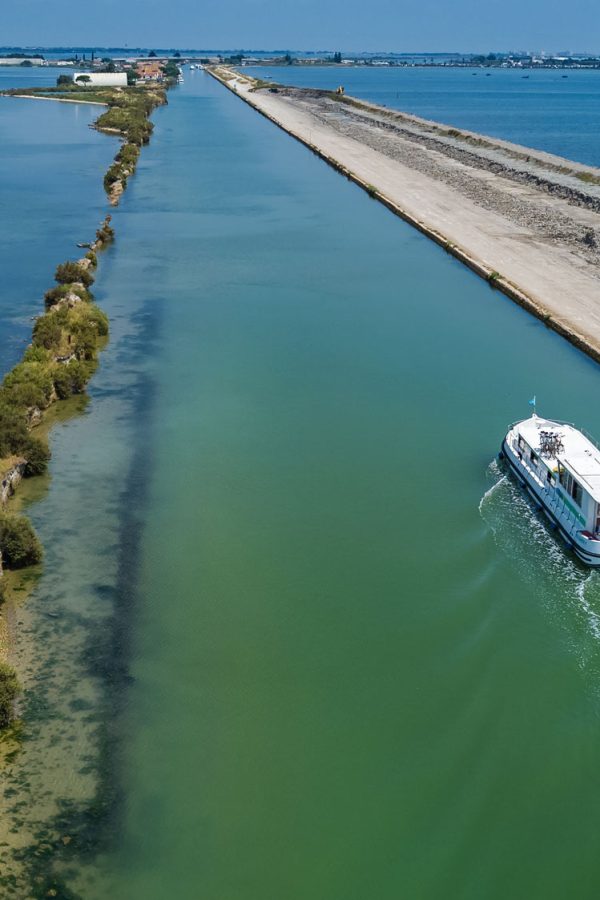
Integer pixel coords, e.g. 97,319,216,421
8,94,108,106
210,66,600,362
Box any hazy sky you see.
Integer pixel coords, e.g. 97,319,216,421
3,0,600,53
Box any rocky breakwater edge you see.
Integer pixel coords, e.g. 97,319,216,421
209,65,600,365
0,82,166,737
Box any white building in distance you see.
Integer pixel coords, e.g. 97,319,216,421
73,72,128,87
0,57,45,66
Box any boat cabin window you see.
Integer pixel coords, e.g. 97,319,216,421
519,438,536,464
558,464,584,507
546,470,553,484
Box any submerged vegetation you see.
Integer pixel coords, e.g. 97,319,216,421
0,80,164,731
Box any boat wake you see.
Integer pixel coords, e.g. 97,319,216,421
575,574,600,643
479,458,600,665
478,461,507,512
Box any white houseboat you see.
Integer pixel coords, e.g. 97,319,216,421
500,414,600,566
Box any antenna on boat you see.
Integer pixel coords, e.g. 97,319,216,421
528,395,537,417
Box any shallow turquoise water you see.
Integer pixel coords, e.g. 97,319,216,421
3,72,600,898
246,65,600,165
87,75,600,898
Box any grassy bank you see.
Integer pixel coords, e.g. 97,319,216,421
0,82,165,729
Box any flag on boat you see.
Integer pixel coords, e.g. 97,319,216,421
529,396,536,407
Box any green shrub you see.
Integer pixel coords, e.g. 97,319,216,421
66,359,95,392
23,345,51,365
83,304,109,337
51,366,73,400
96,105,154,145
21,436,50,476
45,284,93,308
116,142,140,167
0,662,20,730
162,61,181,79
0,402,29,457
52,359,94,397
0,392,50,469
126,124,147,146
73,325,98,360
55,261,94,289
2,380,45,410
0,512,43,568
33,314,62,350
104,163,123,192
85,250,98,267
2,362,54,409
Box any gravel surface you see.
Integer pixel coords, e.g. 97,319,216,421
281,88,600,267
212,68,600,356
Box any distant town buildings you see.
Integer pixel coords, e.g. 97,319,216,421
135,61,164,80
0,56,45,66
3,49,600,75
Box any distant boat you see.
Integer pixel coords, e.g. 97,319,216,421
500,414,600,566
522,75,530,79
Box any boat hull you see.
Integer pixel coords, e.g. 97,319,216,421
500,438,600,567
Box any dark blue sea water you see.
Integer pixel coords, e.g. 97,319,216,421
0,65,68,92
0,66,114,373
246,65,600,166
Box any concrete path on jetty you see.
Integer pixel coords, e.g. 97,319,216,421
209,66,600,363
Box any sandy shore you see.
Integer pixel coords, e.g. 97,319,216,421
210,67,600,362
7,94,108,106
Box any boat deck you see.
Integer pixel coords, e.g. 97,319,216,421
514,415,600,502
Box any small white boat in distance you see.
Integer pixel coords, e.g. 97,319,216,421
500,414,600,566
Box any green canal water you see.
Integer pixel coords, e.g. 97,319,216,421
4,73,600,898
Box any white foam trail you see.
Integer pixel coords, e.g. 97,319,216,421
575,574,600,643
479,458,600,657
478,458,507,511
478,473,507,513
